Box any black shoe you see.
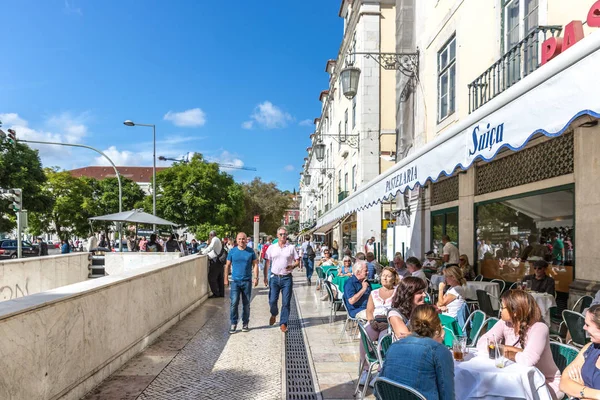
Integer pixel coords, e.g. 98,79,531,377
208,295,218,299
307,279,312,286
242,324,249,332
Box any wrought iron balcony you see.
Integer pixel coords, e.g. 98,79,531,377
324,203,331,212
338,191,349,202
468,26,562,113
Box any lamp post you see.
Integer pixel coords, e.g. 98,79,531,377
124,120,156,232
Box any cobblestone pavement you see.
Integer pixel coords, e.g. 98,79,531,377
83,284,283,400
294,273,376,400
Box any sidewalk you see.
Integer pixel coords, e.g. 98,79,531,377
294,274,376,400
83,285,283,400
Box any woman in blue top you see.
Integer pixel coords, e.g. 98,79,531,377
560,304,600,399
60,239,70,254
380,304,455,400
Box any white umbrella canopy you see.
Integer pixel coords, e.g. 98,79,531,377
89,209,177,226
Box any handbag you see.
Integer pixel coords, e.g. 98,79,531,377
369,315,389,332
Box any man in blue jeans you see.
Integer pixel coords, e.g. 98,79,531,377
265,227,300,333
224,232,258,334
300,235,316,286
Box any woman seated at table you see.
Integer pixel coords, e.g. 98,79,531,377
319,249,337,267
459,254,476,281
388,276,427,340
336,256,353,277
380,304,455,400
358,267,399,384
477,289,562,399
437,265,467,319
560,304,600,399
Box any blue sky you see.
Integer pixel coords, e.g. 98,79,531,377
0,0,343,191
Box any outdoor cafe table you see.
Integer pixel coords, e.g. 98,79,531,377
454,349,553,400
530,292,557,326
331,276,381,294
465,281,501,308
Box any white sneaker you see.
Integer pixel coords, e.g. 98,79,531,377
359,371,368,386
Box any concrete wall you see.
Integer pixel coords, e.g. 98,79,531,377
104,252,181,275
0,253,90,302
0,254,209,400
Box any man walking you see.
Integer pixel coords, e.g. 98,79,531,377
202,230,224,298
37,237,48,256
265,227,299,333
300,235,316,286
224,232,258,334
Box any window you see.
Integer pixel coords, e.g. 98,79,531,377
431,208,458,256
344,109,348,137
438,36,456,121
338,170,342,192
504,0,539,83
338,122,342,151
475,186,574,290
352,165,356,190
352,98,356,129
344,172,348,192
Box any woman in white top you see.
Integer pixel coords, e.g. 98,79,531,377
358,267,399,381
437,265,467,319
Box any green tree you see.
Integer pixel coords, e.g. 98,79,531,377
0,140,49,232
29,169,94,239
141,154,245,235
240,178,292,235
286,219,300,235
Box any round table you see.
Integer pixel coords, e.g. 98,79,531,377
431,274,445,286
530,292,557,326
454,349,553,400
465,281,501,308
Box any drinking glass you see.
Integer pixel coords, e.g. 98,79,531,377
453,336,467,361
487,337,496,359
495,344,506,368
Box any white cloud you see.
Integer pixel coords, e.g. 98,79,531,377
0,113,27,126
299,119,313,127
94,146,149,166
284,165,294,172
243,101,293,129
164,108,206,127
46,111,89,143
64,0,83,15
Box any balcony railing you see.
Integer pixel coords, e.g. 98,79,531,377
324,203,331,212
338,191,349,202
318,210,322,218
468,26,562,113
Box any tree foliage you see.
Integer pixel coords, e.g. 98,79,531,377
142,154,245,236
240,178,292,235
0,141,49,232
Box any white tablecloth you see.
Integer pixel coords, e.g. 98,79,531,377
465,281,500,305
530,292,557,326
455,350,553,400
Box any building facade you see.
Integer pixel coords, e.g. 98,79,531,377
69,166,168,195
307,0,600,301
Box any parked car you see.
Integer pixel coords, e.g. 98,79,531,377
0,240,38,259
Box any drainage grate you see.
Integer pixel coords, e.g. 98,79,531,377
286,293,318,400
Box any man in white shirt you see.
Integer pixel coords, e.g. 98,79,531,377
478,240,492,260
364,237,375,254
86,233,98,252
442,235,460,266
202,230,224,298
406,257,428,284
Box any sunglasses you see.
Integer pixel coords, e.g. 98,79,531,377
278,233,288,236
534,267,545,270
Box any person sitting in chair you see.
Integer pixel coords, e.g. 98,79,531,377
523,260,556,296
343,261,371,320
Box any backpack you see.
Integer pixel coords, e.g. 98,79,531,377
217,245,228,264
305,243,315,259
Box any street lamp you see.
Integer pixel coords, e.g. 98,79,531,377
340,66,361,100
124,120,156,232
304,173,312,186
313,142,326,162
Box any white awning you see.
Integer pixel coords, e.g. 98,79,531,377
317,30,600,227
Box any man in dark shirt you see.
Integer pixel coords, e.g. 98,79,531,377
343,261,372,318
523,260,556,296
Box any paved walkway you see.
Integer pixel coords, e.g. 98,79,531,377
84,285,283,400
83,270,373,400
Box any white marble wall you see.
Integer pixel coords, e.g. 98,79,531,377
104,252,181,275
0,253,90,302
0,254,209,400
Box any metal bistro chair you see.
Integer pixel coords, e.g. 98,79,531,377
474,274,484,281
355,322,381,399
376,333,393,366
573,295,594,314
439,314,463,348
323,280,343,324
315,266,324,289
339,295,363,343
476,289,498,318
464,309,487,347
374,377,427,400
563,310,590,348
550,341,580,374
485,317,499,330
508,282,519,290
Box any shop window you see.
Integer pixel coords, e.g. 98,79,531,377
431,207,458,256
438,35,456,121
475,186,574,292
